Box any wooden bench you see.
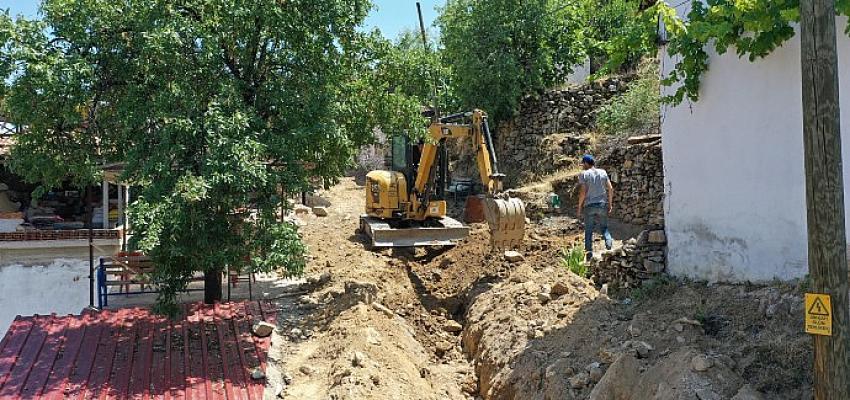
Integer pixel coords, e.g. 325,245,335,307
97,255,166,308
97,255,255,308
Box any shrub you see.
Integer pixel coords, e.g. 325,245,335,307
596,60,660,137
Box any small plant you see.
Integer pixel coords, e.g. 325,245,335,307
560,245,589,278
629,274,675,302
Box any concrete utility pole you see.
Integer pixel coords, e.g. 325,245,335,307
800,0,850,397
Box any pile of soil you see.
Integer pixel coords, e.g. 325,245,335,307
460,266,809,400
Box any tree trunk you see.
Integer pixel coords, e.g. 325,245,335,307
204,271,223,304
800,0,850,398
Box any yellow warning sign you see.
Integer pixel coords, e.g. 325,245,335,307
805,293,832,336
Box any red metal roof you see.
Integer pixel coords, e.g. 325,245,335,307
0,301,276,399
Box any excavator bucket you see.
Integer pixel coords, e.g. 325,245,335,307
483,197,526,249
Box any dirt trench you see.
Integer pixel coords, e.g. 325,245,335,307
269,178,811,400
269,179,483,399
268,178,583,399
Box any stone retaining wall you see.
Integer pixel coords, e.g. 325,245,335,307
591,229,667,288
602,135,664,226
544,135,665,228
495,78,629,187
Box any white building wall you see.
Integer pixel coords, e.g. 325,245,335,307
0,260,90,338
0,239,120,338
661,15,850,282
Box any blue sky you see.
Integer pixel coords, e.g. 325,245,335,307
2,0,443,40
365,0,443,40
3,0,39,18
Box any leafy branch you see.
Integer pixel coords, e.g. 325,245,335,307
618,0,850,104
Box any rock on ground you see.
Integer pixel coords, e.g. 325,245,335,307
631,348,742,400
251,368,266,380
551,281,570,296
731,385,765,400
504,250,525,262
691,354,714,372
589,354,640,400
251,321,275,338
443,320,463,333
371,302,394,317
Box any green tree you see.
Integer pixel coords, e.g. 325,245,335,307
352,29,456,141
582,0,658,73
438,0,586,123
0,12,13,100
2,0,378,312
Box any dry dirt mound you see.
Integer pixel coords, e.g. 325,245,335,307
276,284,469,399
383,222,582,363
273,179,479,399
463,264,606,399
458,270,809,400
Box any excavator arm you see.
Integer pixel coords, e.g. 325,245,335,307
410,110,526,248
412,111,498,202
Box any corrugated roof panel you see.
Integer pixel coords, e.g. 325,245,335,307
0,301,276,399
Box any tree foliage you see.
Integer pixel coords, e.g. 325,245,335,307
663,0,801,103
0,13,13,100
355,29,456,140
598,0,850,104
581,0,657,71
2,0,382,311
438,0,586,123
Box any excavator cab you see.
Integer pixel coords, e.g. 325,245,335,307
389,134,449,201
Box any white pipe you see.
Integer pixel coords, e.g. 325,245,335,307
101,180,109,229
117,183,124,227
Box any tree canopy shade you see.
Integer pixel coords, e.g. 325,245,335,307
1,0,388,312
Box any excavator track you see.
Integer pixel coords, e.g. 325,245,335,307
360,215,469,248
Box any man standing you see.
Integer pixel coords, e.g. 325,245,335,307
577,154,613,258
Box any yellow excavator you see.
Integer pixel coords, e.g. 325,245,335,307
359,3,525,249
360,109,526,249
